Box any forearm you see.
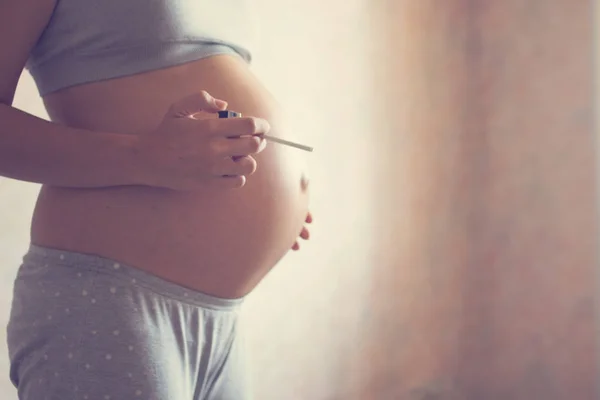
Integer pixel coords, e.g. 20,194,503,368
0,103,143,188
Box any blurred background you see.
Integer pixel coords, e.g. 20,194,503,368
1,1,599,399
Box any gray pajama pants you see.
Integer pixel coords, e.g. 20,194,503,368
6,245,250,400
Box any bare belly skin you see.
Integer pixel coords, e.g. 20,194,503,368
30,54,310,298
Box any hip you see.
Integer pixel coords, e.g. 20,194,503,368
7,245,249,399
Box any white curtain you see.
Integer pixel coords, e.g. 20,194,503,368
353,1,600,399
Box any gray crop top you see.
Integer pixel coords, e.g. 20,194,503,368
26,0,258,95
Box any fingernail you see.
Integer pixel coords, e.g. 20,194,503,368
259,137,268,151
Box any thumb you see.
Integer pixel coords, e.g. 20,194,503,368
168,91,228,117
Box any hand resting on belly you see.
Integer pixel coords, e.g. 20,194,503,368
132,90,269,191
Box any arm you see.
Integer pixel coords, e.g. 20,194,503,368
0,0,141,188
0,104,142,188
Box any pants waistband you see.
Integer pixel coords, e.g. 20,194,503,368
24,244,244,311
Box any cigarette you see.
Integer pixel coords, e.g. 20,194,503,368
218,110,314,152
261,135,314,152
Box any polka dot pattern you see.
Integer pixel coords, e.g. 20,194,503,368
9,260,152,398
7,245,246,400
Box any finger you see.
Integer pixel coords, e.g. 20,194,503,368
305,212,313,223
211,136,267,157
168,91,228,117
299,226,310,240
206,116,271,137
291,242,300,251
212,156,257,177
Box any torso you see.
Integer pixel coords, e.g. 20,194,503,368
31,54,310,298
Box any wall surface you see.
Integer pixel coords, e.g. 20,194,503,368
358,1,600,399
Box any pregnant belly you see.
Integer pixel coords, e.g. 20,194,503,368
31,55,310,298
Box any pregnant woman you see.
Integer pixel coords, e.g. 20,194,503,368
1,0,311,399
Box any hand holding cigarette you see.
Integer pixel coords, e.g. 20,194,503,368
218,110,314,152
